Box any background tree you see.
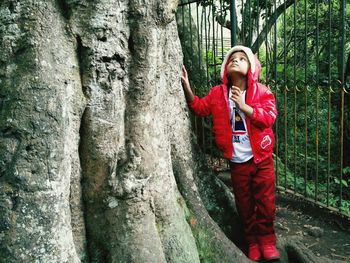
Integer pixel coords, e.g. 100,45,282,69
201,0,295,52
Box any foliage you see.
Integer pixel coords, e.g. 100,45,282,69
206,49,222,85
275,156,350,216
263,0,350,87
199,0,296,51
265,0,350,208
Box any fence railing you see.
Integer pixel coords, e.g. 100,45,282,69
176,0,350,217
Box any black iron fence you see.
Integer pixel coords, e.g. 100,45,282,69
176,0,350,217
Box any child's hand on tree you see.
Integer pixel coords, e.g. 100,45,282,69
181,65,190,90
181,65,194,102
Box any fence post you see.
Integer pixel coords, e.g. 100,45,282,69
230,0,236,46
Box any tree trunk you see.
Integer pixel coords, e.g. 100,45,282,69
0,0,247,262
0,1,342,263
0,1,85,262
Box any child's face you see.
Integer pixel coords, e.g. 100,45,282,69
226,51,250,79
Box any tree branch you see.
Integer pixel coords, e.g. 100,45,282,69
251,0,295,52
213,0,295,51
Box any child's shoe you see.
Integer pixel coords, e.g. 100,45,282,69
261,244,280,261
248,243,261,261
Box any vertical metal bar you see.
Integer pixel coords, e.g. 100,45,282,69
315,88,319,201
257,0,260,58
204,6,209,154
212,0,217,82
220,0,224,59
248,0,252,46
274,0,277,52
189,3,193,71
265,0,268,82
283,0,287,189
293,0,297,193
340,1,346,85
182,4,185,63
293,0,296,103
230,0,237,46
273,0,278,185
210,0,216,164
188,3,197,145
304,87,308,197
188,3,194,105
304,0,308,197
204,6,209,88
294,86,297,192
201,3,205,149
216,10,219,57
283,0,287,86
195,2,201,147
215,7,220,61
340,88,344,211
197,2,202,85
327,87,331,206
241,0,244,43
284,87,288,189
326,0,332,207
315,0,319,203
339,0,346,212
207,6,211,55
205,5,211,162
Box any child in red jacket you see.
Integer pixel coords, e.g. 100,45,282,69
181,45,280,262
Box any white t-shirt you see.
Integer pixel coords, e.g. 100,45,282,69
229,89,253,163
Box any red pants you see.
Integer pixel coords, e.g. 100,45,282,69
230,157,276,245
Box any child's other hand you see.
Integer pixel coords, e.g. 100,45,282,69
181,65,190,89
230,86,245,109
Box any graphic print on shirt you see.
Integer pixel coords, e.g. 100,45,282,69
229,89,253,163
233,110,246,143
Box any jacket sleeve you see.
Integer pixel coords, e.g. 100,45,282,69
188,92,212,117
250,89,277,129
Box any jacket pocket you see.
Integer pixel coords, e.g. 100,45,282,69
253,129,274,152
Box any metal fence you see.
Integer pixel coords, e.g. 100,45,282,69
176,0,350,217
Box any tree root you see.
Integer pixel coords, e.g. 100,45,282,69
280,237,346,263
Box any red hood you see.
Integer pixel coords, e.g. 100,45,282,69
247,55,261,89
221,45,261,88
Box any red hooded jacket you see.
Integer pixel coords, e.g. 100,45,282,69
189,53,277,164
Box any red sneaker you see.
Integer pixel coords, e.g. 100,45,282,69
248,243,261,261
261,244,280,261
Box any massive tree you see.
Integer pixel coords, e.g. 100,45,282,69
0,1,344,263
0,0,246,262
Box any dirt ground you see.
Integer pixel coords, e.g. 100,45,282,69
275,192,350,262
216,170,350,263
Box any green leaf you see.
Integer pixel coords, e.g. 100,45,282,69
341,179,348,188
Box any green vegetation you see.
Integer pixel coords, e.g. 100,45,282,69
177,194,217,262
275,156,350,216
177,0,350,216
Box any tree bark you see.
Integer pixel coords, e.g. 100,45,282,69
0,0,249,262
0,1,85,262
